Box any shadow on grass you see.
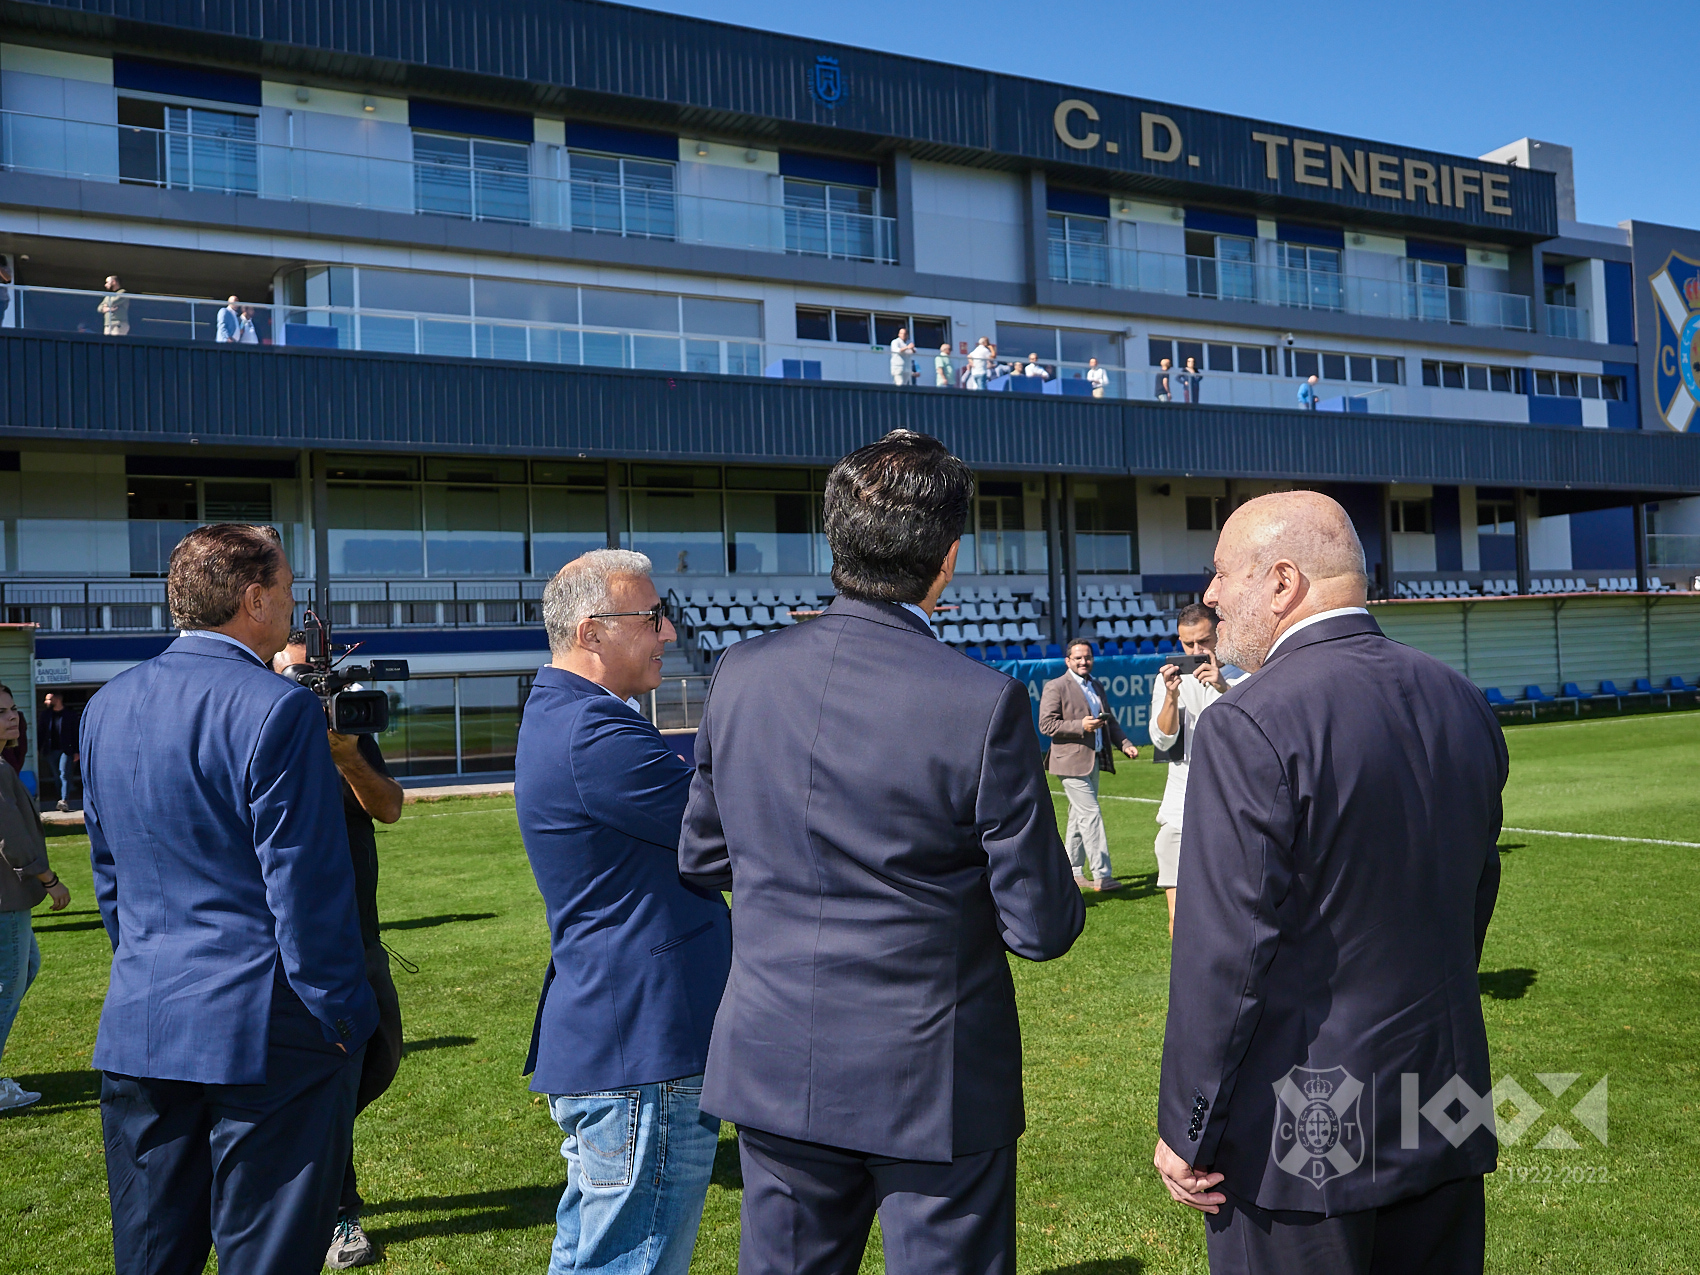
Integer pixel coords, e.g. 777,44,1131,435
1036,1261,1145,1275
1498,843,1527,853
1083,872,1160,905
363,1184,560,1245
380,913,498,933
9,1069,101,1115
43,823,90,840
402,1036,477,1055
1479,968,1538,1000
32,916,109,934
711,1133,743,1190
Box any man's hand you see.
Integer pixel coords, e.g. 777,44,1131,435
326,730,364,767
42,880,70,911
1193,654,1228,694
1154,1138,1226,1213
1120,741,1139,760
1082,715,1108,734
1160,663,1182,694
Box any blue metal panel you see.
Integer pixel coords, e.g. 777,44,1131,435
1276,222,1344,249
1604,360,1640,431
1046,188,1109,218
1186,208,1256,238
1543,263,1567,287
1527,395,1583,427
1405,239,1467,266
113,57,262,106
410,98,534,142
2,333,1696,493
1604,261,1635,346
1432,485,1462,570
1568,506,1635,570
778,153,879,187
565,121,676,160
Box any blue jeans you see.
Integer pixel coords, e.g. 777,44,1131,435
547,1075,719,1275
0,909,41,1068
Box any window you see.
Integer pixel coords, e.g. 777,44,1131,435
1478,501,1515,535
799,307,947,349
1404,258,1463,323
1322,353,1347,381
1466,365,1488,392
1425,360,1522,393
1536,371,1557,396
1391,500,1431,534
1176,340,1204,370
1376,358,1403,385
795,307,831,342
1557,372,1579,397
1186,233,1256,302
1207,343,1235,372
1185,495,1231,532
1272,242,1343,310
1048,213,1110,285
414,132,531,224
784,179,890,263
1238,346,1268,374
567,151,676,240
1149,338,1174,367
834,312,870,345
1348,355,1373,382
1601,375,1625,401
117,98,257,195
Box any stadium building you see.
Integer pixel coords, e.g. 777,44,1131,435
1,0,1698,778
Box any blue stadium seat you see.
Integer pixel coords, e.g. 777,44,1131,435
1560,682,1583,699
982,644,1005,661
1482,687,1514,706
1598,680,1625,699
1632,678,1655,695
1138,639,1157,654
1158,638,1177,653
964,646,985,661
1669,676,1695,693
1044,643,1063,659
1523,685,1554,702
1025,643,1044,658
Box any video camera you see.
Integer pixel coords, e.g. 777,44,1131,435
280,608,409,735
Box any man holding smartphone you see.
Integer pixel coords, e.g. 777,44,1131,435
1040,639,1140,891
1149,605,1244,934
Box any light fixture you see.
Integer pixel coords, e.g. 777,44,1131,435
1479,251,1494,263
1350,233,1366,245
744,149,759,163
295,86,310,103
361,97,377,113
1170,206,1184,220
696,142,709,157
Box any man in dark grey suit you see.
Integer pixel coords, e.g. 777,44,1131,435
679,430,1085,1275
1153,491,1507,1274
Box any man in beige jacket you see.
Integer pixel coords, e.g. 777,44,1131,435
1039,639,1139,891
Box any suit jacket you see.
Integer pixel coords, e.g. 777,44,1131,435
83,636,377,1084
1159,613,1506,1214
679,597,1084,1162
1038,673,1130,777
517,666,731,1095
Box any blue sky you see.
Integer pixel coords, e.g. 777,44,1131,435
624,0,1696,230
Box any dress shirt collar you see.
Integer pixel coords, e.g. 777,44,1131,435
179,629,265,665
1265,607,1371,659
900,602,941,636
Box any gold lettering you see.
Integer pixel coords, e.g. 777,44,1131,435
1404,158,1439,204
1250,131,1289,179
1054,99,1100,151
1369,153,1402,199
1454,168,1481,207
1439,165,1451,207
1482,172,1513,216
1662,344,1677,376
1142,113,1182,162
1331,146,1366,192
1293,139,1328,186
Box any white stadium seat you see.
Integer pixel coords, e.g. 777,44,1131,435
711,589,733,608
705,606,728,627
1094,620,1115,639
689,588,710,608
1019,622,1042,642
1016,601,1038,620
1111,620,1134,640
750,606,772,626
962,624,984,644
727,606,750,626
942,624,964,645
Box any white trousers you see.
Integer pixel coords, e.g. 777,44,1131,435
1060,763,1112,881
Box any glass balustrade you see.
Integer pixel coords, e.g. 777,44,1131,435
1048,240,1533,331
0,110,897,262
1546,306,1589,340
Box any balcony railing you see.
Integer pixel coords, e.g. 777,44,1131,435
1048,240,1533,331
1546,305,1590,340
0,110,898,265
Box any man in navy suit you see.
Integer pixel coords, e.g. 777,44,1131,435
82,524,376,1275
679,431,1085,1275
517,549,730,1275
1152,492,1507,1274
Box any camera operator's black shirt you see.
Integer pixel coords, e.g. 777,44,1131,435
340,733,392,948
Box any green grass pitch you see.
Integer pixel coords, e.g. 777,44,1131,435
3,710,1698,1273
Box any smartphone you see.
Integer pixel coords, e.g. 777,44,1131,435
1167,653,1214,675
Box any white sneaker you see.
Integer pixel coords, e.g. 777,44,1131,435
0,1078,42,1112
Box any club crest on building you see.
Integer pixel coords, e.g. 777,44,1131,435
1649,252,1700,431
810,56,843,107
1272,1065,1365,1187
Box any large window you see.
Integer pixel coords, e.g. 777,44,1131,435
727,467,817,575
1404,258,1462,323
795,307,947,352
126,475,289,578
568,151,677,240
117,98,257,195
999,324,1124,393
1047,213,1109,286
783,178,890,263
422,458,529,576
414,132,531,224
1289,348,1403,385
1186,232,1256,302
1271,242,1342,311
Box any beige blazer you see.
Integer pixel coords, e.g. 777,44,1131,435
1038,673,1129,777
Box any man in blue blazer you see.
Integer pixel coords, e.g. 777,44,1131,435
679,431,1085,1275
82,524,376,1275
1153,492,1507,1274
517,548,730,1275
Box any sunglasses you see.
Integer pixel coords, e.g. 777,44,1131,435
589,600,674,632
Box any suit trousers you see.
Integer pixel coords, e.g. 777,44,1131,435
101,984,364,1275
340,943,405,1218
1059,762,1112,881
736,1127,1016,1275
1203,1175,1484,1275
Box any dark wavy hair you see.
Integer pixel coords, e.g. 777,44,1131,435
167,524,285,629
1177,602,1219,628
823,431,973,604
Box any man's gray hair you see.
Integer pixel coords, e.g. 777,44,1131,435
541,549,654,655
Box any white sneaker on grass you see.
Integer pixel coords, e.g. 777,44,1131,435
326,1216,378,1268
0,1078,42,1112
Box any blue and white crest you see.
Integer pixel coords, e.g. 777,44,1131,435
1650,253,1700,431
1271,1065,1365,1189
810,55,843,107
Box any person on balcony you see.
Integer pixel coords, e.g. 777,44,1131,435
239,306,261,344
217,296,242,343
889,327,916,386
1156,356,1174,401
1087,357,1109,398
1024,354,1049,380
1298,373,1321,409
966,336,994,389
1178,355,1203,404
98,276,129,336
934,343,953,387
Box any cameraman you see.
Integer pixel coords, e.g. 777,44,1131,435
1148,603,1244,936
274,632,404,1272
83,524,375,1273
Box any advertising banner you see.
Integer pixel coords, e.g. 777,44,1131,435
992,653,1168,748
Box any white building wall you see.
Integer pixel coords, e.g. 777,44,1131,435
1527,514,1572,571
909,161,1025,283
1459,485,1480,571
